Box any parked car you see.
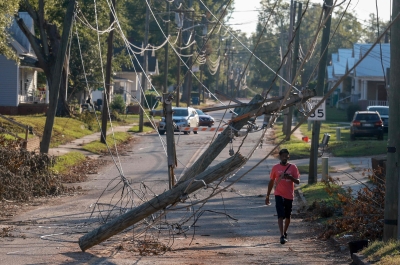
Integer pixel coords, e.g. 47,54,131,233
350,111,384,140
367,105,389,132
158,107,199,135
195,109,215,127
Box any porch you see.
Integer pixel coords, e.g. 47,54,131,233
19,90,47,104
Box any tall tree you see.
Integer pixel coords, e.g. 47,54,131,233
13,0,76,153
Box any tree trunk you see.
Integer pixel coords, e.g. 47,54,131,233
39,0,76,153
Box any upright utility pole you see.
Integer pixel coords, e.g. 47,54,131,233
176,28,181,107
163,0,170,93
384,0,400,241
186,4,194,107
101,0,116,143
279,20,284,97
283,0,294,136
285,0,300,138
308,0,332,184
139,3,150,132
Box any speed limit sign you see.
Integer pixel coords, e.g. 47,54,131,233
308,97,326,121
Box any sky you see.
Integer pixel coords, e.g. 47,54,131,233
230,0,392,36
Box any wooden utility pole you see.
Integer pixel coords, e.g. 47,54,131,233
384,0,400,241
163,93,177,189
101,0,116,143
176,28,182,107
78,89,315,251
163,0,170,93
308,0,332,184
79,154,247,251
186,6,194,107
285,1,302,138
139,3,150,132
282,0,296,136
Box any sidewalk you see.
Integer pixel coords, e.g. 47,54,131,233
48,124,134,158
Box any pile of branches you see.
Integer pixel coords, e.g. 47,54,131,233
315,173,384,241
0,136,64,201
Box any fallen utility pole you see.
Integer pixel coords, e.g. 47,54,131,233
79,154,247,251
79,89,315,251
178,89,315,183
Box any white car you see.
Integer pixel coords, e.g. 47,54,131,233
158,107,199,135
367,105,389,132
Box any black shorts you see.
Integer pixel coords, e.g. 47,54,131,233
275,195,293,219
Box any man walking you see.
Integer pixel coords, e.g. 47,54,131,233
265,148,300,244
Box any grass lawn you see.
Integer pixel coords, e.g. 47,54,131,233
51,151,86,174
82,132,132,154
360,240,400,265
128,125,154,133
297,164,337,175
299,182,343,206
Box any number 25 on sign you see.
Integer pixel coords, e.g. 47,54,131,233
308,97,326,121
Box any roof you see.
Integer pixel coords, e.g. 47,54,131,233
332,49,353,76
331,43,390,79
354,43,390,78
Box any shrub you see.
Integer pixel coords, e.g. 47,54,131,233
111,94,126,113
346,103,361,121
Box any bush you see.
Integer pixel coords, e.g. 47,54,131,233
144,93,159,109
346,103,361,121
111,94,126,113
76,111,97,131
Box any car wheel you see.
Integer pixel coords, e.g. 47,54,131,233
159,130,165,135
350,134,355,141
184,131,189,135
194,131,198,134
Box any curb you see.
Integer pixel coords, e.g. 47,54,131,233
352,253,371,265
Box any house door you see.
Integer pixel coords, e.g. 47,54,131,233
377,84,387,101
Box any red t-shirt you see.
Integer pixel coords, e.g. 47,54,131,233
270,163,300,200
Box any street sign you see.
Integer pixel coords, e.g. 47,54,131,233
97,87,104,91
308,96,326,121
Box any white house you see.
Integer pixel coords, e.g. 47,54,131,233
327,43,389,110
0,12,48,115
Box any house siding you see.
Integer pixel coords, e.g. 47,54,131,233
0,55,19,107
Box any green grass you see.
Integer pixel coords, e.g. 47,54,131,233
82,132,132,154
297,164,337,175
273,123,311,159
51,151,86,174
360,240,400,265
128,125,154,133
8,115,95,147
299,182,342,206
325,107,348,122
295,121,387,157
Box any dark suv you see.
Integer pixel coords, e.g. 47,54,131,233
350,111,384,140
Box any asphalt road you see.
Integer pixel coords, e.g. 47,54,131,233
0,108,352,264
